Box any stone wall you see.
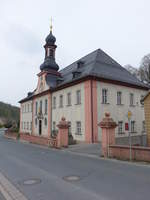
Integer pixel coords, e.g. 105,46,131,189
115,135,147,146
20,133,49,146
109,145,150,162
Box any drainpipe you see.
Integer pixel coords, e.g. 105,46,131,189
90,79,94,143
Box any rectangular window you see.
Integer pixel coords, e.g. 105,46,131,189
76,121,81,135
142,121,146,132
53,97,56,109
118,121,123,134
53,121,56,130
27,122,29,130
59,95,63,108
68,121,71,135
102,89,107,104
131,121,135,133
67,92,71,106
35,118,37,126
35,102,38,115
45,99,48,114
40,100,42,113
24,122,26,130
76,90,81,104
30,122,32,131
130,93,134,106
117,91,122,105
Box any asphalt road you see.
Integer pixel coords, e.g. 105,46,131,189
0,130,150,200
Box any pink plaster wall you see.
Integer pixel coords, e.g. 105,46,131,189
84,80,98,143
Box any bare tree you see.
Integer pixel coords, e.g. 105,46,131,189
139,54,150,83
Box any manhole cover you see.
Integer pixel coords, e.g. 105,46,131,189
63,175,80,182
22,179,41,185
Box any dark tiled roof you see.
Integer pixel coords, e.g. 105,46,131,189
57,49,148,88
19,48,149,103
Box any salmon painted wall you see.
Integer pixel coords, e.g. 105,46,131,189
84,80,98,143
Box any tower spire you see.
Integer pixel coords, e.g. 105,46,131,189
50,17,53,33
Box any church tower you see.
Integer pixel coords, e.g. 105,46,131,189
40,22,59,72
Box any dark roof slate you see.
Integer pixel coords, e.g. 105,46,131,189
57,49,148,88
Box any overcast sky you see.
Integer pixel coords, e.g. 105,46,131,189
0,0,150,106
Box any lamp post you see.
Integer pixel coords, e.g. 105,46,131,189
127,111,132,161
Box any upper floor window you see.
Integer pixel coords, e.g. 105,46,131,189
118,121,123,134
67,92,71,106
45,99,48,114
131,121,136,133
40,100,42,113
102,89,108,104
76,121,82,135
35,102,38,115
59,95,63,108
76,90,81,105
117,91,122,105
140,95,144,106
130,93,134,106
53,96,56,109
27,104,29,112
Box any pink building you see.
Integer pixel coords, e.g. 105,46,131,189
19,26,148,144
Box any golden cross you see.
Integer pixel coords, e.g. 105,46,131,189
50,17,53,32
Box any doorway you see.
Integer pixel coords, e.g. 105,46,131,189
39,120,42,135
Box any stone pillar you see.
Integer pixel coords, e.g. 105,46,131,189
98,113,117,158
57,117,69,148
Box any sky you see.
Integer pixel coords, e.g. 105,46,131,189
0,0,150,106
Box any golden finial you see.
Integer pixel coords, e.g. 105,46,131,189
50,17,53,32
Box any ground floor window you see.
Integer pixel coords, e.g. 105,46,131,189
44,118,47,126
76,121,81,135
68,121,71,135
131,121,136,133
118,121,123,134
142,121,145,132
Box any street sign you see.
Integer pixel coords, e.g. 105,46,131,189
127,111,132,120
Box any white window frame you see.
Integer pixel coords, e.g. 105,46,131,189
102,89,108,104
76,90,81,105
76,121,81,135
117,91,122,105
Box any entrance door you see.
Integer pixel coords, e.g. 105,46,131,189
39,120,42,135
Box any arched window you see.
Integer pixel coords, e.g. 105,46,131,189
44,118,47,126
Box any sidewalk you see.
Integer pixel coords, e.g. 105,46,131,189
66,143,101,157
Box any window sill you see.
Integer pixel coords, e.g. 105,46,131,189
116,104,124,106
101,102,109,105
130,131,137,134
118,132,125,135
75,103,81,105
129,105,135,107
66,104,72,107
75,133,82,136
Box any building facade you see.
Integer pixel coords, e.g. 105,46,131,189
19,26,149,144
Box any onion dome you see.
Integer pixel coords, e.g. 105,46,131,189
45,31,56,45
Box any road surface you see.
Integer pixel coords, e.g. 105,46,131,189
0,130,150,200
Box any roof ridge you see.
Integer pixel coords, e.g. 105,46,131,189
59,49,100,73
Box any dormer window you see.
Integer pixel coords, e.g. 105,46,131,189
77,60,84,68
